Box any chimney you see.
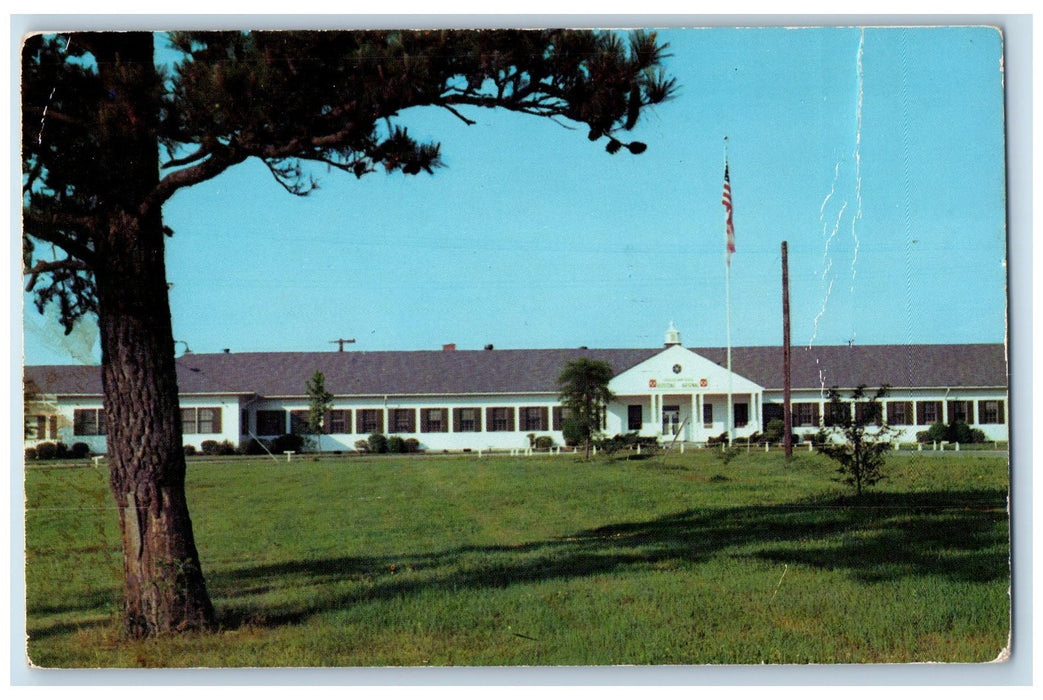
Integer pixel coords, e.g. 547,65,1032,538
484,344,494,351
442,343,456,352
223,348,230,354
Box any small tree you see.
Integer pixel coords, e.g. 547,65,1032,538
557,358,615,459
818,385,900,495
305,371,334,453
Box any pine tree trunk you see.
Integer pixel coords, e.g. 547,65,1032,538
96,212,216,638
91,33,215,637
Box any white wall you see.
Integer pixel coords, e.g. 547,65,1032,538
765,387,1009,443
250,394,566,452
28,380,1010,457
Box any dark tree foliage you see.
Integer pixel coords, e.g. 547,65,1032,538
818,385,900,496
22,29,676,638
557,358,616,459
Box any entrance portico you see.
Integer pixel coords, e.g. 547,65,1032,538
607,342,765,443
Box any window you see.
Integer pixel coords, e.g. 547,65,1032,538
183,407,222,434
854,402,882,425
627,404,643,431
886,401,912,426
256,410,286,435
391,408,416,433
824,402,851,426
979,400,1005,425
327,409,350,434
521,407,548,431
417,408,446,436
793,403,820,427
241,409,250,434
453,407,481,432
916,401,942,425
357,409,383,434
290,410,310,433
487,407,514,432
762,403,784,430
702,403,713,427
198,407,222,434
947,400,973,424
420,408,447,433
25,415,58,440
181,408,197,434
73,408,106,436
734,403,749,428
552,406,571,431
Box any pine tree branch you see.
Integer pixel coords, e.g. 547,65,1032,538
160,144,212,169
23,209,97,265
435,102,477,126
24,257,91,292
141,144,247,219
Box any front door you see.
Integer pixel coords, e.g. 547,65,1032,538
662,405,680,436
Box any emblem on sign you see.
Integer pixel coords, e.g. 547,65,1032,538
649,379,657,388
700,378,708,387
672,364,682,374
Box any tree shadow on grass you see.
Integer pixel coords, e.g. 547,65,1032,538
207,488,1008,631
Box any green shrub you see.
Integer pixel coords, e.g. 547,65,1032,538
367,433,388,454
183,444,198,456
403,438,421,453
918,422,948,444
705,432,729,447
25,447,38,461
271,433,304,454
35,442,57,460
240,438,273,456
807,429,829,446
201,439,237,456
69,442,91,458
947,421,987,444
387,436,406,454
534,435,555,451
354,439,370,453
597,432,657,457
916,421,987,445
762,419,799,445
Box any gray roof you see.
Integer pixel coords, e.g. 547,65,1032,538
691,344,1008,391
24,343,1007,398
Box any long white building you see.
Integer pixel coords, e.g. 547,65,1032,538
23,327,1008,454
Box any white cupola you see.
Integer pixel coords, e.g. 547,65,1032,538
664,321,682,347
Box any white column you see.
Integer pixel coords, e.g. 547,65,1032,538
691,393,698,442
696,393,703,440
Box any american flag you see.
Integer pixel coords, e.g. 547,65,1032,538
722,162,735,265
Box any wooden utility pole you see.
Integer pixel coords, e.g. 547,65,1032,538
782,241,792,458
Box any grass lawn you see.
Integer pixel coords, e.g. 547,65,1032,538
24,449,1010,667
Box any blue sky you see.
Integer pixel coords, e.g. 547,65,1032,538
22,25,1009,365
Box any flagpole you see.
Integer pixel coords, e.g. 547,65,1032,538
724,137,734,446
